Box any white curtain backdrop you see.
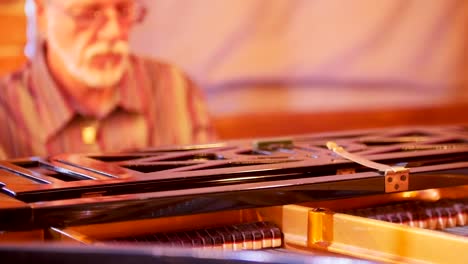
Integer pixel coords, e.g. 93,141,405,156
27,0,468,115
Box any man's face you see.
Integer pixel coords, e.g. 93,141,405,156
43,0,137,88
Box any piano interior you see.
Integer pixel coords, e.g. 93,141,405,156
1,126,468,263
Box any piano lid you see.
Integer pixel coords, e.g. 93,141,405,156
0,125,468,229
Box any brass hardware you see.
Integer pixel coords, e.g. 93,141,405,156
327,141,409,193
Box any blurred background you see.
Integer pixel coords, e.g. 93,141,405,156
1,0,468,139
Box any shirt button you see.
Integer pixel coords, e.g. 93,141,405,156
82,125,98,145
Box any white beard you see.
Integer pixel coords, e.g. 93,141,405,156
49,39,130,88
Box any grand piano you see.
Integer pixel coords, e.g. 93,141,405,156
0,125,467,263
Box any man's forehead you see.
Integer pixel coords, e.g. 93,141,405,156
49,0,134,8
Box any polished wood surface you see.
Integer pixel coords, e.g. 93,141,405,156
0,125,466,263
214,103,468,139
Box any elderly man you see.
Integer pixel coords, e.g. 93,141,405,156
0,0,215,158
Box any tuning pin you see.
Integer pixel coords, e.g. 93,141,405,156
452,202,467,226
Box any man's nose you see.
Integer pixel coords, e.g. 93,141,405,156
97,8,125,40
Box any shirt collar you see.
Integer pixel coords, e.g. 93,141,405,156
29,45,74,142
116,55,151,114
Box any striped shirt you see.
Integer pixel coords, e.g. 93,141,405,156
0,49,216,159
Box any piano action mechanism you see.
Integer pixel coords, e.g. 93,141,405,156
0,125,467,263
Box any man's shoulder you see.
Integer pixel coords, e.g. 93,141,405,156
1,64,29,84
0,63,32,100
131,54,190,78
132,54,174,68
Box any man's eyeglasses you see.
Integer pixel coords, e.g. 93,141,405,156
50,1,147,28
